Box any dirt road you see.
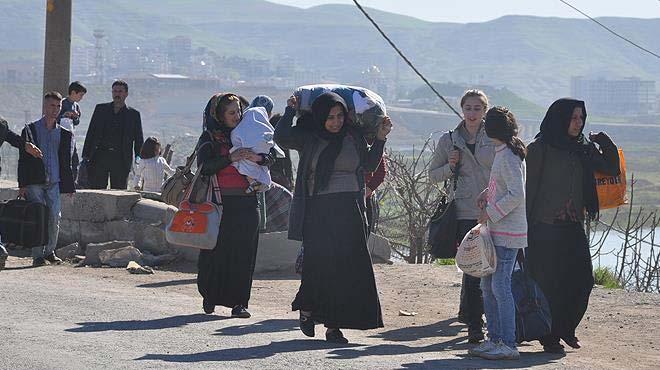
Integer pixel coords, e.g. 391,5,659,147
1,257,658,369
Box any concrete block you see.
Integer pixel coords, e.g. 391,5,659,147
0,187,18,200
131,199,177,226
84,240,133,266
62,190,141,222
368,233,392,264
56,242,82,260
99,246,143,267
104,220,136,241
133,223,170,255
58,219,81,246
79,221,108,244
255,231,301,273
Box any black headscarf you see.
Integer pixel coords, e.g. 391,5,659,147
536,98,599,220
311,92,349,193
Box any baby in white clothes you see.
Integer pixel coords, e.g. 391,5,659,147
230,106,283,193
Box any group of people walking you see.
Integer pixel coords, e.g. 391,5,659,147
0,80,620,361
429,90,620,359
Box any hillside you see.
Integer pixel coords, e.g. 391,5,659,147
1,1,659,103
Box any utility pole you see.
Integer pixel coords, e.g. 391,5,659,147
43,0,72,96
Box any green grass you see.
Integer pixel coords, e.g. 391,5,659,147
434,258,456,266
594,266,623,289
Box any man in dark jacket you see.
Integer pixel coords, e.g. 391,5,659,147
82,80,144,189
0,116,42,271
18,91,76,267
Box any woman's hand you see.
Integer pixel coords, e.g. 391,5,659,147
287,95,297,109
376,116,393,140
448,149,460,171
230,148,261,163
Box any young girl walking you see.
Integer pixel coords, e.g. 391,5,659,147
132,137,175,193
469,106,527,360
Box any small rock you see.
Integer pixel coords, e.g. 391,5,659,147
398,310,418,317
126,261,154,274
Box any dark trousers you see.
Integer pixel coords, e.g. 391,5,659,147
89,150,129,190
71,147,79,184
527,222,594,346
457,219,484,333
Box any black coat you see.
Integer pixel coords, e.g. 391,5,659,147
18,121,75,193
82,102,144,173
273,106,385,241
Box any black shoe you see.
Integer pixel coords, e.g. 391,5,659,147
44,253,62,265
543,343,566,354
468,331,485,344
0,253,7,271
562,336,581,349
231,305,251,318
457,311,468,324
32,257,48,267
202,299,215,314
326,329,349,344
299,312,315,337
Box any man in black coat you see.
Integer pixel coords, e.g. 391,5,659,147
82,80,144,190
17,91,76,267
0,116,42,271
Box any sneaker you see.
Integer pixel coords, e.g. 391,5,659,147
479,341,520,360
325,328,349,344
44,253,62,265
231,305,251,318
299,311,315,337
468,340,498,356
32,257,48,267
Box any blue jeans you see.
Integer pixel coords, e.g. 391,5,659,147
26,183,61,259
480,246,518,348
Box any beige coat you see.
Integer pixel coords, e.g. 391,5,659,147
429,121,496,220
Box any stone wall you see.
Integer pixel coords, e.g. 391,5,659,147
0,186,391,272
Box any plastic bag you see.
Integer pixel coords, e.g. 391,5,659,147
456,223,497,278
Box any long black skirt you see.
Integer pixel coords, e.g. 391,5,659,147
526,222,594,345
292,192,384,330
197,195,259,309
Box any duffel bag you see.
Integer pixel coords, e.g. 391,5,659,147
293,84,387,140
0,198,49,247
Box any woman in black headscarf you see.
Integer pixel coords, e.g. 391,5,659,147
274,92,391,343
525,98,620,354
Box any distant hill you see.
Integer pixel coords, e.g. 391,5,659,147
1,0,659,104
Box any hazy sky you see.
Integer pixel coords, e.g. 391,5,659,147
267,0,660,23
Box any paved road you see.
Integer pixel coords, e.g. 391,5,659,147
0,257,643,370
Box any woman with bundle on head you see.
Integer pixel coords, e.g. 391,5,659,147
196,92,274,318
468,107,527,360
526,98,620,353
274,92,392,343
428,89,495,343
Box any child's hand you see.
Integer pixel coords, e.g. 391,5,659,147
478,208,490,224
476,188,488,209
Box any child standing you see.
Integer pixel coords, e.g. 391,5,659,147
131,137,175,193
59,81,87,183
230,106,283,193
469,106,527,360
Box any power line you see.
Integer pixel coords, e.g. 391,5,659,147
351,0,463,119
559,0,660,60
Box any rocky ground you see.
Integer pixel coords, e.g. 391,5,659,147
1,256,659,369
